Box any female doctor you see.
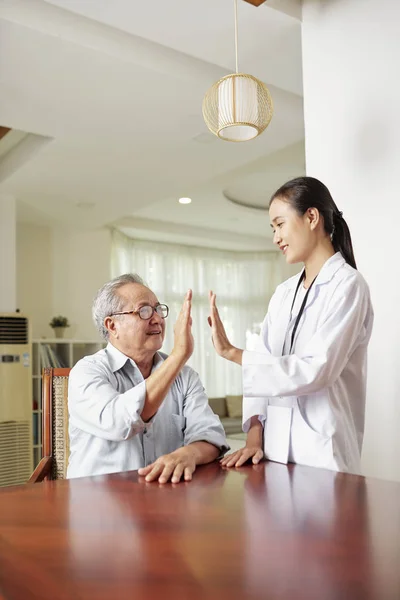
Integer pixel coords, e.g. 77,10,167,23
209,176,373,474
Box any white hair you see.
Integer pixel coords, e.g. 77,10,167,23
92,273,145,339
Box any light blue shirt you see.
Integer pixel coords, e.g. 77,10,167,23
67,343,228,478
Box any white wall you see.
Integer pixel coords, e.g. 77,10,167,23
0,195,17,312
16,223,111,340
51,227,111,340
302,0,400,481
16,222,53,338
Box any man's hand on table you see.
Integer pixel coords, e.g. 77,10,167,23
138,446,197,484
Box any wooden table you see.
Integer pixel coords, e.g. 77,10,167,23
0,462,399,600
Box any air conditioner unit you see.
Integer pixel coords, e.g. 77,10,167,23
0,313,33,487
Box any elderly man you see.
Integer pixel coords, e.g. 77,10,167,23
67,273,228,482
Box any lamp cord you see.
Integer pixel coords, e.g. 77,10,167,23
234,0,239,73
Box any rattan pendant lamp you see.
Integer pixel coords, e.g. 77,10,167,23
202,0,273,142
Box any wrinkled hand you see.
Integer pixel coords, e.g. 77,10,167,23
208,291,238,361
172,289,194,363
220,445,264,468
138,447,197,483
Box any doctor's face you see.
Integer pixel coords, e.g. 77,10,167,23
269,198,314,264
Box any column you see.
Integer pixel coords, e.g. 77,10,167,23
0,194,17,313
302,0,400,482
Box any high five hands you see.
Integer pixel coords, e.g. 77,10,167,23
172,288,243,364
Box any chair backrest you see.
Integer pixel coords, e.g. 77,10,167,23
42,367,71,480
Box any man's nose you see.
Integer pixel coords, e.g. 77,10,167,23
149,309,163,323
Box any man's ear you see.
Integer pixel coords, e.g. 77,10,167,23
104,316,117,338
306,207,321,231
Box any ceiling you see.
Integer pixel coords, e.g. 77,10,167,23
0,0,304,251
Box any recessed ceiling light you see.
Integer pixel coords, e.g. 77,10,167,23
179,197,192,205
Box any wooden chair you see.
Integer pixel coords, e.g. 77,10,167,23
29,367,71,483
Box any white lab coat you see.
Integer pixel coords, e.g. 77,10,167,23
242,253,374,474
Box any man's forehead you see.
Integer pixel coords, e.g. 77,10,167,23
118,282,157,304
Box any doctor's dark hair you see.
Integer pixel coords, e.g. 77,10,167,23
270,176,357,270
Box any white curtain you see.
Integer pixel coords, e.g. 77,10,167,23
111,229,282,397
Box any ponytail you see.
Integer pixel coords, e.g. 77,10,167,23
331,212,357,270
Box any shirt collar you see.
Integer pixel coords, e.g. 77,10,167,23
106,342,165,373
284,252,346,290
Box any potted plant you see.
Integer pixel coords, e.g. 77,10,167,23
49,315,70,339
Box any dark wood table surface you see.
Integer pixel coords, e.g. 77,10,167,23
0,461,399,600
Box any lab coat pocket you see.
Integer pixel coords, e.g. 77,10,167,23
292,399,335,470
295,397,332,439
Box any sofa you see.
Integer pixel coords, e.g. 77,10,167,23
208,396,243,436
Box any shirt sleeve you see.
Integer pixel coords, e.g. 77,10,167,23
180,367,230,456
68,359,147,441
242,276,373,399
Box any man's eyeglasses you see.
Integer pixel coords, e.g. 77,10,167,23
110,304,169,321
